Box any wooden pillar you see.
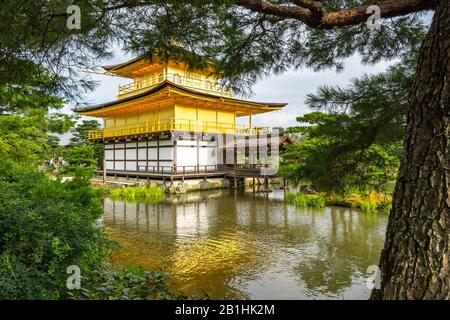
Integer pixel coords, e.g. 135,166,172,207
156,139,160,172
136,140,138,176
146,139,149,173
124,140,127,172
173,135,177,174
233,135,237,188
103,159,106,183
113,141,116,171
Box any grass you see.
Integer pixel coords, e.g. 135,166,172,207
285,191,392,213
109,186,164,203
360,201,378,213
284,193,327,208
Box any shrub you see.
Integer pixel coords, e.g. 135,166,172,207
0,161,110,299
0,162,187,300
68,267,190,300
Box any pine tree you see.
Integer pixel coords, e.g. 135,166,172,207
2,0,448,299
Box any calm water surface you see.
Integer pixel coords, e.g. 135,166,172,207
103,190,387,299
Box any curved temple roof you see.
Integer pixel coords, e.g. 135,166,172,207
73,80,287,117
102,56,147,73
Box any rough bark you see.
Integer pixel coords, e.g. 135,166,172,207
372,0,450,299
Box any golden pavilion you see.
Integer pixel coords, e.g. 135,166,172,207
74,52,287,179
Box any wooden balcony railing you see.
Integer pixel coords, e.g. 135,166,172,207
88,118,269,140
118,72,233,98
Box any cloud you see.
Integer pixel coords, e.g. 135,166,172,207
249,55,395,128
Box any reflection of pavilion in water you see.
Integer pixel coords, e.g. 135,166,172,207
102,191,387,299
103,190,294,236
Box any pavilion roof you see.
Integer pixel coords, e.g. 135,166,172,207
73,80,287,118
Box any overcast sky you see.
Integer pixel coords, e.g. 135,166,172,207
59,49,394,144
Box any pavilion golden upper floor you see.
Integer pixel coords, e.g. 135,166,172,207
73,53,287,140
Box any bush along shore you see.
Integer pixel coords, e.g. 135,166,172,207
284,191,392,213
0,162,191,299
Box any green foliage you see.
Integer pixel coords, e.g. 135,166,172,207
69,120,102,145
0,63,75,166
281,62,412,192
0,161,110,299
63,144,98,167
0,0,430,99
285,191,392,213
0,162,191,300
64,120,103,167
109,188,124,201
284,193,326,208
69,268,188,300
121,1,428,95
0,111,74,165
109,186,164,203
360,202,378,214
0,1,115,103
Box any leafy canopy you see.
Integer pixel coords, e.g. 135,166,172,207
0,1,432,99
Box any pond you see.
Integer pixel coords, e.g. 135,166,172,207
103,189,387,299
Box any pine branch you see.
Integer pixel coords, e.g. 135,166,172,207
235,0,436,28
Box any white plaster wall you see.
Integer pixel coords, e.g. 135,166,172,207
176,139,218,169
115,161,124,170
137,161,147,171
126,161,137,171
106,161,114,170
148,148,157,159
159,147,174,160
138,148,147,160
199,147,217,166
177,147,197,167
126,148,137,160
115,149,124,160
105,150,114,160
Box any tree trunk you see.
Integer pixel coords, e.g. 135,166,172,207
372,0,450,300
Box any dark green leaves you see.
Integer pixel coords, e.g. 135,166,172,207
281,61,413,192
